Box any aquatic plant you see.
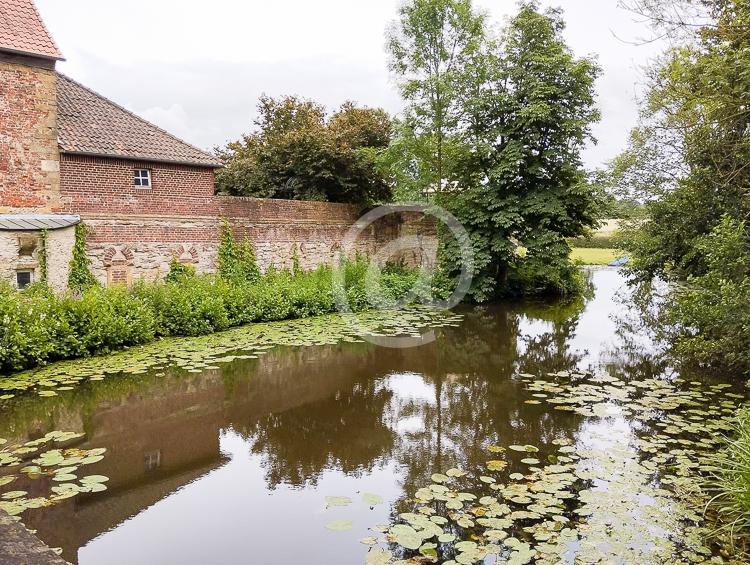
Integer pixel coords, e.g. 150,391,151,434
0,431,109,517
707,407,750,552
354,370,748,564
0,306,461,399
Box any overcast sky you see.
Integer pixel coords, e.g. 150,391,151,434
36,0,664,169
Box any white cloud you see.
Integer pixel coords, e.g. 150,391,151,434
37,0,664,167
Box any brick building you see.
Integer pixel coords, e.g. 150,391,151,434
0,0,432,291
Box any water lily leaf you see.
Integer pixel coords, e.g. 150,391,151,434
325,496,353,508
509,445,538,453
83,482,108,493
455,541,478,552
419,544,438,558
80,475,109,484
391,525,422,550
446,499,463,510
487,460,507,471
365,548,392,565
325,520,353,532
359,537,378,546
431,473,449,484
362,493,383,506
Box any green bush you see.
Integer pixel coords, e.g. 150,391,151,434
165,259,196,284
59,286,155,356
0,259,437,375
133,277,229,337
0,283,58,371
665,217,750,373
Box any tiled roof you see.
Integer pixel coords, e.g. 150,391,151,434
56,74,222,168
0,0,62,60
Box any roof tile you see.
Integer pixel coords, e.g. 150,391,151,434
56,74,221,168
0,0,62,60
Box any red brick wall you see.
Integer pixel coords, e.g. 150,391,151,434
217,196,360,225
0,55,61,212
57,155,436,286
60,154,217,216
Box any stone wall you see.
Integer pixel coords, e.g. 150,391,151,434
80,200,436,285
0,226,74,291
0,54,61,213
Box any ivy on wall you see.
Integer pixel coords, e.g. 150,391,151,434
217,219,260,283
291,244,301,276
39,229,49,285
68,223,98,293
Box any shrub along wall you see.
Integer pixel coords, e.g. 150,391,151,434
0,259,445,375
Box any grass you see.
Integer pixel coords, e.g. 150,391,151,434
707,408,750,553
570,248,624,266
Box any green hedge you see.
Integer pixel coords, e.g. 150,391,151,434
0,259,448,374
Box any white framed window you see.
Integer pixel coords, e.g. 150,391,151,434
144,450,161,471
16,270,34,290
134,169,152,188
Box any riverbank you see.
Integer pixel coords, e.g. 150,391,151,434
0,511,68,565
570,247,622,266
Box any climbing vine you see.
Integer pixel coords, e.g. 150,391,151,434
291,244,301,276
68,223,98,293
39,229,49,285
217,219,260,282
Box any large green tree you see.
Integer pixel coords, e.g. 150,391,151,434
618,0,750,372
622,0,750,281
216,96,392,204
447,4,602,300
385,0,487,197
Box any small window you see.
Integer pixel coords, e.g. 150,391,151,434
16,270,33,290
134,169,152,188
144,450,161,472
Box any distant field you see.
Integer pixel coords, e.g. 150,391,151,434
570,248,623,266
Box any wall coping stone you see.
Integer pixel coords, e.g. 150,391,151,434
0,511,70,565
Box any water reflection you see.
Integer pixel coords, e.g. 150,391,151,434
0,269,672,564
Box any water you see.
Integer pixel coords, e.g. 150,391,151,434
0,269,742,564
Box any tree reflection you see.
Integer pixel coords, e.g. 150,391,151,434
237,377,397,488
238,280,596,493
